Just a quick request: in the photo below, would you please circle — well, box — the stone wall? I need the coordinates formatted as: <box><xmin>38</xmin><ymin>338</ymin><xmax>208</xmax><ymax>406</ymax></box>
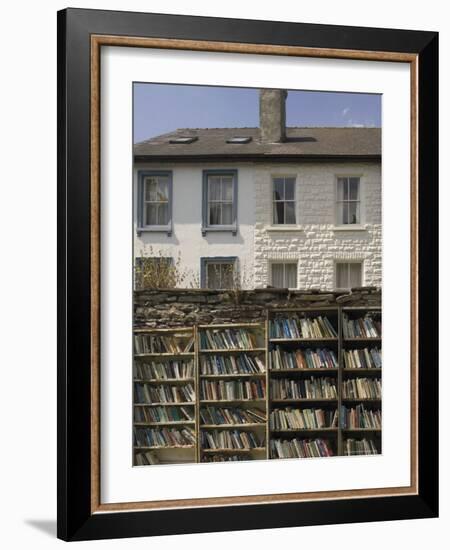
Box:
<box><xmin>253</xmin><ymin>162</ymin><xmax>382</xmax><ymax>289</ymax></box>
<box><xmin>134</xmin><ymin>287</ymin><xmax>381</xmax><ymax>328</ymax></box>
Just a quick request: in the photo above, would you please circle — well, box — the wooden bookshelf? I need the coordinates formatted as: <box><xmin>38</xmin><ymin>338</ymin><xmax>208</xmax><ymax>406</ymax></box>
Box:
<box><xmin>133</xmin><ymin>306</ymin><xmax>382</xmax><ymax>465</ymax></box>
<box><xmin>133</xmin><ymin>326</ymin><xmax>197</xmax><ymax>465</ymax></box>
<box><xmin>197</xmin><ymin>322</ymin><xmax>268</xmax><ymax>462</ymax></box>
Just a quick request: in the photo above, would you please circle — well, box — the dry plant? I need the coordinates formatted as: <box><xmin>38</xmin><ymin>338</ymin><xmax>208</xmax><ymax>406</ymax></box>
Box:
<box><xmin>135</xmin><ymin>245</ymin><xmax>199</xmax><ymax>289</ymax></box>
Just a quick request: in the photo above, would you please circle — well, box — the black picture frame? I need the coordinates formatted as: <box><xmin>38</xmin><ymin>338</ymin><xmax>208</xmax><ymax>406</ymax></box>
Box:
<box><xmin>57</xmin><ymin>7</ymin><xmax>438</xmax><ymax>541</ymax></box>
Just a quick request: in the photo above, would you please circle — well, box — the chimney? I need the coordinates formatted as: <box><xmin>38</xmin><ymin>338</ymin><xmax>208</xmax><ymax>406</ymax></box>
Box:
<box><xmin>259</xmin><ymin>89</ymin><xmax>287</xmax><ymax>143</ymax></box>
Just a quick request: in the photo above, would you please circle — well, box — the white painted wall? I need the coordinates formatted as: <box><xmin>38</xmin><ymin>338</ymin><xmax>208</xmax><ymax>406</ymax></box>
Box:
<box><xmin>134</xmin><ymin>163</ymin><xmax>255</xmax><ymax>287</ymax></box>
<box><xmin>134</xmin><ymin>161</ymin><xmax>381</xmax><ymax>290</ymax></box>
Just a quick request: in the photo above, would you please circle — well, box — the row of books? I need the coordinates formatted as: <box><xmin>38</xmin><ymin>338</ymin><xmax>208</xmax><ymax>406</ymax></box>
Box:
<box><xmin>134</xmin><ymin>405</ymin><xmax>194</xmax><ymax>423</ymax></box>
<box><xmin>134</xmin><ymin>451</ymin><xmax>160</xmax><ymax>466</ymax></box>
<box><xmin>271</xmin><ymin>377</ymin><xmax>338</xmax><ymax>400</ymax></box>
<box><xmin>270</xmin><ymin>438</ymin><xmax>334</xmax><ymax>459</ymax></box>
<box><xmin>342</xmin><ymin>314</ymin><xmax>381</xmax><ymax>339</ymax></box>
<box><xmin>343</xmin><ymin>348</ymin><xmax>382</xmax><ymax>370</ymax></box>
<box><xmin>200</xmin><ymin>379</ymin><xmax>266</xmax><ymax>401</ymax></box>
<box><xmin>134</xmin><ymin>360</ymin><xmax>194</xmax><ymax>381</ymax></box>
<box><xmin>134</xmin><ymin>427</ymin><xmax>196</xmax><ymax>448</ymax></box>
<box><xmin>270</xmin><ymin>315</ymin><xmax>337</xmax><ymax>339</ymax></box>
<box><xmin>201</xmin><ymin>455</ymin><xmax>247</xmax><ymax>462</ymax></box>
<box><xmin>200</xmin><ymin>354</ymin><xmax>265</xmax><ymax>375</ymax></box>
<box><xmin>342</xmin><ymin>378</ymin><xmax>382</xmax><ymax>400</ymax></box>
<box><xmin>200</xmin><ymin>406</ymin><xmax>266</xmax><ymax>425</ymax></box>
<box><xmin>344</xmin><ymin>438</ymin><xmax>379</xmax><ymax>455</ymax></box>
<box><xmin>270</xmin><ymin>408</ymin><xmax>338</xmax><ymax>431</ymax></box>
<box><xmin>199</xmin><ymin>329</ymin><xmax>259</xmax><ymax>350</ymax></box>
<box><xmin>270</xmin><ymin>347</ymin><xmax>338</xmax><ymax>370</ymax></box>
<box><xmin>201</xmin><ymin>430</ymin><xmax>264</xmax><ymax>450</ymax></box>
<box><xmin>134</xmin><ymin>383</ymin><xmax>195</xmax><ymax>404</ymax></box>
<box><xmin>134</xmin><ymin>334</ymin><xmax>194</xmax><ymax>354</ymax></box>
<box><xmin>341</xmin><ymin>405</ymin><xmax>382</xmax><ymax>429</ymax></box>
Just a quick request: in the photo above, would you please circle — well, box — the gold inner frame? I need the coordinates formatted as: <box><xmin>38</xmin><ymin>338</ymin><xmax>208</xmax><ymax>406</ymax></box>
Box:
<box><xmin>90</xmin><ymin>35</ymin><xmax>419</xmax><ymax>514</ymax></box>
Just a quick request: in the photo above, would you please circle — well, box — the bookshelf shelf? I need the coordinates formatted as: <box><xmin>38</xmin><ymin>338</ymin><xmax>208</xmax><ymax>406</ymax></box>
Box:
<box><xmin>134</xmin><ymin>378</ymin><xmax>195</xmax><ymax>384</ymax></box>
<box><xmin>270</xmin><ymin>368</ymin><xmax>338</xmax><ymax>374</ymax></box>
<box><xmin>134</xmin><ymin>402</ymin><xmax>195</xmax><ymax>406</ymax></box>
<box><xmin>199</xmin><ymin>348</ymin><xmax>266</xmax><ymax>354</ymax></box>
<box><xmin>133</xmin><ymin>306</ymin><xmax>381</xmax><ymax>465</ymax></box>
<box><xmin>199</xmin><ymin>373</ymin><xmax>266</xmax><ymax>379</ymax></box>
<box><xmin>201</xmin><ymin>448</ymin><xmax>266</xmax><ymax>453</ymax></box>
<box><xmin>271</xmin><ymin>428</ymin><xmax>338</xmax><ymax>433</ymax></box>
<box><xmin>134</xmin><ymin>421</ymin><xmax>196</xmax><ymax>427</ymax></box>
<box><xmin>201</xmin><ymin>423</ymin><xmax>265</xmax><ymax>429</ymax></box>
<box><xmin>200</xmin><ymin>399</ymin><xmax>266</xmax><ymax>404</ymax></box>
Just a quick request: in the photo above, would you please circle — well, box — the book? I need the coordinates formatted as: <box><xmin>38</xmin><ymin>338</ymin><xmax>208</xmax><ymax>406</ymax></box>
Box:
<box><xmin>200</xmin><ymin>354</ymin><xmax>265</xmax><ymax>375</ymax></box>
<box><xmin>271</xmin><ymin>377</ymin><xmax>337</xmax><ymax>400</ymax></box>
<box><xmin>341</xmin><ymin>404</ymin><xmax>382</xmax><ymax>429</ymax></box>
<box><xmin>200</xmin><ymin>406</ymin><xmax>266</xmax><ymax>425</ymax></box>
<box><xmin>134</xmin><ymin>333</ymin><xmax>194</xmax><ymax>354</ymax></box>
<box><xmin>342</xmin><ymin>314</ymin><xmax>382</xmax><ymax>339</ymax></box>
<box><xmin>200</xmin><ymin>328</ymin><xmax>259</xmax><ymax>350</ymax></box>
<box><xmin>201</xmin><ymin>429</ymin><xmax>264</xmax><ymax>450</ymax></box>
<box><xmin>344</xmin><ymin>438</ymin><xmax>379</xmax><ymax>455</ymax></box>
<box><xmin>134</xmin><ymin>426</ymin><xmax>196</xmax><ymax>448</ymax></box>
<box><xmin>270</xmin><ymin>315</ymin><xmax>337</xmax><ymax>339</ymax></box>
<box><xmin>134</xmin><ymin>359</ymin><xmax>194</xmax><ymax>380</ymax></box>
<box><xmin>270</xmin><ymin>347</ymin><xmax>338</xmax><ymax>370</ymax></box>
<box><xmin>134</xmin><ymin>405</ymin><xmax>194</xmax><ymax>423</ymax></box>
<box><xmin>134</xmin><ymin>382</ymin><xmax>195</xmax><ymax>404</ymax></box>
<box><xmin>200</xmin><ymin>379</ymin><xmax>266</xmax><ymax>401</ymax></box>
<box><xmin>270</xmin><ymin>438</ymin><xmax>334</xmax><ymax>459</ymax></box>
<box><xmin>343</xmin><ymin>348</ymin><xmax>382</xmax><ymax>369</ymax></box>
<box><xmin>270</xmin><ymin>408</ymin><xmax>338</xmax><ymax>430</ymax></box>
<box><xmin>342</xmin><ymin>378</ymin><xmax>381</xmax><ymax>400</ymax></box>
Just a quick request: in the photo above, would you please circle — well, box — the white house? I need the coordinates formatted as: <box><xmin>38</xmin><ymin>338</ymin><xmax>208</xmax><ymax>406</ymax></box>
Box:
<box><xmin>133</xmin><ymin>90</ymin><xmax>381</xmax><ymax>291</ymax></box>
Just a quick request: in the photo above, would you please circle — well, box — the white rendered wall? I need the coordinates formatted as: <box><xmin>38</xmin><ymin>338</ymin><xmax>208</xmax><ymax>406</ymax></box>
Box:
<box><xmin>134</xmin><ymin>161</ymin><xmax>381</xmax><ymax>290</ymax></box>
<box><xmin>134</xmin><ymin>163</ymin><xmax>255</xmax><ymax>287</ymax></box>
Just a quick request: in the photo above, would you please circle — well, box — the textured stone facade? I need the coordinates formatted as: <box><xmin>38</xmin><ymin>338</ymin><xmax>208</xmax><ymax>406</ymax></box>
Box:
<box><xmin>134</xmin><ymin>287</ymin><xmax>381</xmax><ymax>328</ymax></box>
<box><xmin>253</xmin><ymin>162</ymin><xmax>382</xmax><ymax>290</ymax></box>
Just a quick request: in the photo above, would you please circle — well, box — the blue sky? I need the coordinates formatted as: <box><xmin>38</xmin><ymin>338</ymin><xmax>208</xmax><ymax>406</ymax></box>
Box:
<box><xmin>133</xmin><ymin>83</ymin><xmax>381</xmax><ymax>143</ymax></box>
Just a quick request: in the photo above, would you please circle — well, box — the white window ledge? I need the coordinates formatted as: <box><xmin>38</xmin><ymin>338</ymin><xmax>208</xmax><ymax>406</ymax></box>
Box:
<box><xmin>265</xmin><ymin>225</ymin><xmax>304</xmax><ymax>232</ymax></box>
<box><xmin>137</xmin><ymin>226</ymin><xmax>172</xmax><ymax>236</ymax></box>
<box><xmin>332</xmin><ymin>224</ymin><xmax>368</xmax><ymax>232</ymax></box>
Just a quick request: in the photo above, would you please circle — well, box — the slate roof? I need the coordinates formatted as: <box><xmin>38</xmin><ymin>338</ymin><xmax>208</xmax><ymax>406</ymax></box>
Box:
<box><xmin>134</xmin><ymin>127</ymin><xmax>381</xmax><ymax>161</ymax></box>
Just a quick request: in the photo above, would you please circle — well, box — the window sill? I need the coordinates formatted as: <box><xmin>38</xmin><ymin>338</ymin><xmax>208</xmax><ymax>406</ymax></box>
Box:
<box><xmin>265</xmin><ymin>225</ymin><xmax>304</xmax><ymax>233</ymax></box>
<box><xmin>137</xmin><ymin>226</ymin><xmax>172</xmax><ymax>237</ymax></box>
<box><xmin>202</xmin><ymin>226</ymin><xmax>237</xmax><ymax>236</ymax></box>
<box><xmin>332</xmin><ymin>225</ymin><xmax>367</xmax><ymax>232</ymax></box>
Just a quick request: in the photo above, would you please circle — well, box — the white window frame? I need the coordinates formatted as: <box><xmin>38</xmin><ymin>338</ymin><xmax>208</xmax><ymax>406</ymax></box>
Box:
<box><xmin>335</xmin><ymin>175</ymin><xmax>363</xmax><ymax>226</ymax></box>
<box><xmin>270</xmin><ymin>261</ymin><xmax>298</xmax><ymax>289</ymax></box>
<box><xmin>271</xmin><ymin>175</ymin><xmax>297</xmax><ymax>226</ymax></box>
<box><xmin>334</xmin><ymin>260</ymin><xmax>364</xmax><ymax>290</ymax></box>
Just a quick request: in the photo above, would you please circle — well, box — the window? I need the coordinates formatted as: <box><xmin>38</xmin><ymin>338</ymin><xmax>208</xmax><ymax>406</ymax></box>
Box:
<box><xmin>336</xmin><ymin>177</ymin><xmax>360</xmax><ymax>225</ymax></box>
<box><xmin>201</xmin><ymin>257</ymin><xmax>237</xmax><ymax>289</ymax></box>
<box><xmin>138</xmin><ymin>171</ymin><xmax>172</xmax><ymax>235</ymax></box>
<box><xmin>202</xmin><ymin>170</ymin><xmax>238</xmax><ymax>234</ymax></box>
<box><xmin>336</xmin><ymin>262</ymin><xmax>363</xmax><ymax>289</ymax></box>
<box><xmin>169</xmin><ymin>136</ymin><xmax>198</xmax><ymax>144</ymax></box>
<box><xmin>272</xmin><ymin>177</ymin><xmax>296</xmax><ymax>224</ymax></box>
<box><xmin>135</xmin><ymin>257</ymin><xmax>174</xmax><ymax>289</ymax></box>
<box><xmin>271</xmin><ymin>262</ymin><xmax>298</xmax><ymax>289</ymax></box>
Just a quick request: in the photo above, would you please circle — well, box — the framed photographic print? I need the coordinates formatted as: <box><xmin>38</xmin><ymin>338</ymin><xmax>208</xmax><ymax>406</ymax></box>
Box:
<box><xmin>57</xmin><ymin>8</ymin><xmax>438</xmax><ymax>541</ymax></box>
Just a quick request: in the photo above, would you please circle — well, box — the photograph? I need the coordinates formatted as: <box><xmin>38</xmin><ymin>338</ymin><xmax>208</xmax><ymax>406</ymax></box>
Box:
<box><xmin>132</xmin><ymin>84</ymin><xmax>383</xmax><ymax>466</ymax></box>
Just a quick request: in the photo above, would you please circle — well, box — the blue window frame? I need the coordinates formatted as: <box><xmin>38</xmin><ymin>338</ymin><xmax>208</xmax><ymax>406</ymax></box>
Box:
<box><xmin>200</xmin><ymin>257</ymin><xmax>238</xmax><ymax>289</ymax></box>
<box><xmin>202</xmin><ymin>169</ymin><xmax>238</xmax><ymax>235</ymax></box>
<box><xmin>137</xmin><ymin>170</ymin><xmax>173</xmax><ymax>236</ymax></box>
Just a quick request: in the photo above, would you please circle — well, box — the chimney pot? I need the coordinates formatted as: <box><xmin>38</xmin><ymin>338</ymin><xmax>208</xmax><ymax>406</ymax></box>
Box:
<box><xmin>259</xmin><ymin>89</ymin><xmax>287</xmax><ymax>143</ymax></box>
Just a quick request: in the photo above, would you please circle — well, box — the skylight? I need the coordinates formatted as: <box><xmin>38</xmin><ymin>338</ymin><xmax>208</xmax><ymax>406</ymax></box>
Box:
<box><xmin>169</xmin><ymin>136</ymin><xmax>198</xmax><ymax>144</ymax></box>
<box><xmin>226</xmin><ymin>136</ymin><xmax>252</xmax><ymax>144</ymax></box>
